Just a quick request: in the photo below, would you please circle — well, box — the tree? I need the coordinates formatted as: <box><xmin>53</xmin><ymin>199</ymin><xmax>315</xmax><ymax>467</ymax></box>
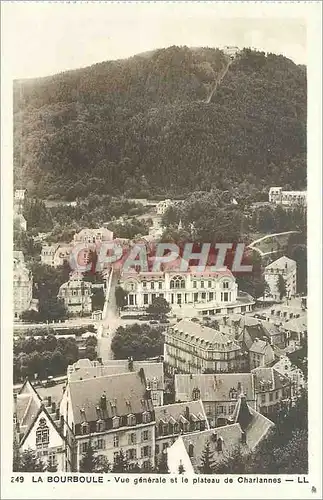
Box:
<box><xmin>20</xmin><ymin>310</ymin><xmax>40</xmax><ymax>323</ymax></box>
<box><xmin>14</xmin><ymin>448</ymin><xmax>46</xmax><ymax>472</ymax></box>
<box><xmin>199</xmin><ymin>441</ymin><xmax>214</xmax><ymax>474</ymax></box>
<box><xmin>111</xmin><ymin>323</ymin><xmax>164</xmax><ymax>360</ymax></box>
<box><xmin>277</xmin><ymin>274</ymin><xmax>286</xmax><ymax>300</ymax></box>
<box><xmin>155</xmin><ymin>451</ymin><xmax>169</xmax><ymax>473</ymax></box>
<box><xmin>147</xmin><ymin>297</ymin><xmax>171</xmax><ymax>317</ymax></box>
<box><xmin>38</xmin><ymin>297</ymin><xmax>67</xmax><ymax>322</ymax></box>
<box><xmin>79</xmin><ymin>442</ymin><xmax>96</xmax><ymax>473</ymax></box>
<box><xmin>112</xmin><ymin>449</ymin><xmax>129</xmax><ymax>473</ymax></box>
<box><xmin>178</xmin><ymin>461</ymin><xmax>185</xmax><ymax>474</ymax></box>
<box><xmin>212</xmin><ymin>446</ymin><xmax>248</xmax><ymax>474</ymax></box>
<box><xmin>93</xmin><ymin>455</ymin><xmax>111</xmax><ymax>473</ymax></box>
<box><xmin>115</xmin><ymin>286</ymin><xmax>128</xmax><ymax>310</ymax></box>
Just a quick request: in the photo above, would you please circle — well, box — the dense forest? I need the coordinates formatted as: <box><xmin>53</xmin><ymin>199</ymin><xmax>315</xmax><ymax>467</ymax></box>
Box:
<box><xmin>14</xmin><ymin>46</ymin><xmax>306</xmax><ymax>199</ymax></box>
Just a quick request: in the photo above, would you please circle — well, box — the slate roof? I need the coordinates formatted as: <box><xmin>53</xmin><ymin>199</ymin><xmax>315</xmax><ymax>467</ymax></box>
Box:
<box><xmin>249</xmin><ymin>339</ymin><xmax>269</xmax><ymax>354</ymax></box>
<box><xmin>251</xmin><ymin>367</ymin><xmax>291</xmax><ymax>392</ymax></box>
<box><xmin>265</xmin><ymin>256</ymin><xmax>296</xmax><ymax>270</ymax></box>
<box><xmin>154</xmin><ymin>401</ymin><xmax>207</xmax><ymax>425</ymax></box>
<box><xmin>68</xmin><ymin>371</ymin><xmax>154</xmax><ymax>424</ymax></box>
<box><xmin>175</xmin><ymin>373</ymin><xmax>255</xmax><ymax>402</ymax></box>
<box><xmin>174</xmin><ymin>320</ymin><xmax>240</xmax><ymax>349</ymax></box>
<box><xmin>282</xmin><ymin>317</ymin><xmax>307</xmax><ymax>333</ymax></box>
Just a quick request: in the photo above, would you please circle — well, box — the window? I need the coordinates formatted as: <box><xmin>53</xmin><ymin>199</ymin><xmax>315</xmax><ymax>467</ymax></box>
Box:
<box><xmin>112</xmin><ymin>416</ymin><xmax>120</xmax><ymax>429</ymax></box>
<box><xmin>208</xmin><ymin>280</ymin><xmax>212</xmax><ymax>288</ymax></box>
<box><xmin>192</xmin><ymin>388</ymin><xmax>200</xmax><ymax>401</ymax></box>
<box><xmin>155</xmin><ymin>444</ymin><xmax>160</xmax><ymax>455</ymax></box>
<box><xmin>36</xmin><ymin>418</ymin><xmax>49</xmax><ymax>446</ymax></box>
<box><xmin>127</xmin><ymin>414</ymin><xmax>136</xmax><ymax>426</ymax></box>
<box><xmin>128</xmin><ymin>433</ymin><xmax>136</xmax><ymax>445</ymax></box>
<box><xmin>96</xmin><ymin>438</ymin><xmax>105</xmax><ymax>450</ymax></box>
<box><xmin>188</xmin><ymin>444</ymin><xmax>194</xmax><ymax>457</ymax></box>
<box><xmin>96</xmin><ymin>420</ymin><xmax>104</xmax><ymax>432</ymax></box>
<box><xmin>275</xmin><ymin>391</ymin><xmax>279</xmax><ymax>400</ymax></box>
<box><xmin>113</xmin><ymin>435</ymin><xmax>119</xmax><ymax>447</ymax></box>
<box><xmin>126</xmin><ymin>449</ymin><xmax>137</xmax><ymax>460</ymax></box>
<box><xmin>144</xmin><ymin>294</ymin><xmax>148</xmax><ymax>305</ymax></box>
<box><xmin>158</xmin><ymin>282</ymin><xmax>163</xmax><ymax>290</ymax></box>
<box><xmin>141</xmin><ymin>446</ymin><xmax>151</xmax><ymax>458</ymax></box>
<box><xmin>48</xmin><ymin>452</ymin><xmax>57</xmax><ymax>468</ymax></box>
<box><xmin>201</xmin><ymin>281</ymin><xmax>204</xmax><ymax>288</ymax></box>
<box><xmin>223</xmin><ymin>281</ymin><xmax>229</xmax><ymax>289</ymax></box>
<box><xmin>142</xmin><ymin>281</ymin><xmax>147</xmax><ymax>289</ymax></box>
<box><xmin>206</xmin><ymin>405</ymin><xmax>212</xmax><ymax>415</ymax></box>
<box><xmin>170</xmin><ymin>276</ymin><xmax>185</xmax><ymax>289</ymax></box>
<box><xmin>209</xmin><ymin>292</ymin><xmax>214</xmax><ymax>301</ymax></box>
<box><xmin>193</xmin><ymin>281</ymin><xmax>197</xmax><ymax>288</ymax></box>
<box><xmin>162</xmin><ymin>442</ymin><xmax>169</xmax><ymax>450</ymax></box>
<box><xmin>141</xmin><ymin>430</ymin><xmax>149</xmax><ymax>442</ymax></box>
<box><xmin>261</xmin><ymin>394</ymin><xmax>266</xmax><ymax>403</ymax></box>
<box><xmin>201</xmin><ymin>292</ymin><xmax>206</xmax><ymax>299</ymax></box>
<box><xmin>223</xmin><ymin>292</ymin><xmax>229</xmax><ymax>301</ymax></box>
<box><xmin>142</xmin><ymin>412</ymin><xmax>151</xmax><ymax>423</ymax></box>
<box><xmin>113</xmin><ymin>452</ymin><xmax>119</xmax><ymax>462</ymax></box>
<box><xmin>269</xmin><ymin>393</ymin><xmax>273</xmax><ymax>402</ymax></box>
<box><xmin>151</xmin><ymin>282</ymin><xmax>155</xmax><ymax>290</ymax></box>
<box><xmin>81</xmin><ymin>442</ymin><xmax>88</xmax><ymax>453</ymax></box>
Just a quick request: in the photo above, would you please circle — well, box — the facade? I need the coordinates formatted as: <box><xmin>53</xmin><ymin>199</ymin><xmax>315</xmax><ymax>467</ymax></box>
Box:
<box><xmin>264</xmin><ymin>256</ymin><xmax>297</xmax><ymax>300</ymax></box>
<box><xmin>269</xmin><ymin>187</ymin><xmax>307</xmax><ymax>206</ymax></box>
<box><xmin>156</xmin><ymin>199</ymin><xmax>173</xmax><ymax>215</ymax></box>
<box><xmin>13</xmin><ymin>251</ymin><xmax>33</xmax><ymax>319</ymax></box>
<box><xmin>58</xmin><ymin>273</ymin><xmax>92</xmax><ymax>316</ymax></box>
<box><xmin>120</xmin><ymin>262</ymin><xmax>253</xmax><ymax>316</ymax></box>
<box><xmin>73</xmin><ymin>227</ymin><xmax>114</xmax><ymax>245</ymax></box>
<box><xmin>273</xmin><ymin>355</ymin><xmax>306</xmax><ymax>397</ymax></box>
<box><xmin>154</xmin><ymin>401</ymin><xmax>209</xmax><ymax>456</ymax></box>
<box><xmin>282</xmin><ymin>316</ymin><xmax>307</xmax><ymax>351</ymax></box>
<box><xmin>167</xmin><ymin>394</ymin><xmax>274</xmax><ymax>474</ymax></box>
<box><xmin>60</xmin><ymin>370</ymin><xmax>156</xmax><ymax>471</ymax></box>
<box><xmin>251</xmin><ymin>367</ymin><xmax>292</xmax><ymax>417</ymax></box>
<box><xmin>14</xmin><ymin>380</ymin><xmax>67</xmax><ymax>472</ymax></box>
<box><xmin>174</xmin><ymin>373</ymin><xmax>256</xmax><ymax>428</ymax></box>
<box><xmin>67</xmin><ymin>358</ymin><xmax>164</xmax><ymax>407</ymax></box>
<box><xmin>248</xmin><ymin>338</ymin><xmax>275</xmax><ymax>370</ymax></box>
<box><xmin>164</xmin><ymin>319</ymin><xmax>243</xmax><ymax>375</ymax></box>
<box><xmin>41</xmin><ymin>244</ymin><xmax>72</xmax><ymax>268</ymax></box>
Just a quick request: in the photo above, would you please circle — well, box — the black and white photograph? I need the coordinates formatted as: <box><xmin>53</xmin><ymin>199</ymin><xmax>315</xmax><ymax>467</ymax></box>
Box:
<box><xmin>1</xmin><ymin>1</ymin><xmax>322</xmax><ymax>499</ymax></box>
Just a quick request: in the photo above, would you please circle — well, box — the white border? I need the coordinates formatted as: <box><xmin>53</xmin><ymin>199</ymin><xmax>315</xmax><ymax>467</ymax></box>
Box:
<box><xmin>1</xmin><ymin>2</ymin><xmax>322</xmax><ymax>499</ymax></box>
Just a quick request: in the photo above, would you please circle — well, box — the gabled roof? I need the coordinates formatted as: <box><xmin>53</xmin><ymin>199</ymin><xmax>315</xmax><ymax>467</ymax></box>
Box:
<box><xmin>175</xmin><ymin>373</ymin><xmax>255</xmax><ymax>402</ymax></box>
<box><xmin>251</xmin><ymin>367</ymin><xmax>291</xmax><ymax>392</ymax></box>
<box><xmin>249</xmin><ymin>339</ymin><xmax>270</xmax><ymax>354</ymax></box>
<box><xmin>19</xmin><ymin>403</ymin><xmax>64</xmax><ymax>447</ymax></box>
<box><xmin>265</xmin><ymin>256</ymin><xmax>296</xmax><ymax>270</ymax></box>
<box><xmin>282</xmin><ymin>316</ymin><xmax>307</xmax><ymax>333</ymax></box>
<box><xmin>68</xmin><ymin>371</ymin><xmax>154</xmax><ymax>425</ymax></box>
<box><xmin>154</xmin><ymin>401</ymin><xmax>208</xmax><ymax>426</ymax></box>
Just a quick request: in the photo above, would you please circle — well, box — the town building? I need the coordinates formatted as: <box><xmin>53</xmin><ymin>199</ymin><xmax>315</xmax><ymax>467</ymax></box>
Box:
<box><xmin>282</xmin><ymin>316</ymin><xmax>307</xmax><ymax>351</ymax></box>
<box><xmin>73</xmin><ymin>227</ymin><xmax>114</xmax><ymax>245</ymax></box>
<box><xmin>248</xmin><ymin>338</ymin><xmax>275</xmax><ymax>370</ymax></box>
<box><xmin>13</xmin><ymin>251</ymin><xmax>33</xmax><ymax>319</ymax></box>
<box><xmin>264</xmin><ymin>256</ymin><xmax>297</xmax><ymax>301</ymax></box>
<box><xmin>174</xmin><ymin>373</ymin><xmax>256</xmax><ymax>428</ymax></box>
<box><xmin>120</xmin><ymin>260</ymin><xmax>254</xmax><ymax>316</ymax></box>
<box><xmin>154</xmin><ymin>401</ymin><xmax>209</xmax><ymax>456</ymax></box>
<box><xmin>272</xmin><ymin>355</ymin><xmax>306</xmax><ymax>397</ymax></box>
<box><xmin>164</xmin><ymin>319</ymin><xmax>244</xmax><ymax>375</ymax></box>
<box><xmin>269</xmin><ymin>187</ymin><xmax>307</xmax><ymax>206</ymax></box>
<box><xmin>167</xmin><ymin>393</ymin><xmax>274</xmax><ymax>474</ymax></box>
<box><xmin>14</xmin><ymin>380</ymin><xmax>67</xmax><ymax>472</ymax></box>
<box><xmin>67</xmin><ymin>358</ymin><xmax>164</xmax><ymax>407</ymax></box>
<box><xmin>59</xmin><ymin>370</ymin><xmax>156</xmax><ymax>471</ymax></box>
<box><xmin>14</xmin><ymin>213</ymin><xmax>27</xmax><ymax>231</ymax></box>
<box><xmin>41</xmin><ymin>244</ymin><xmax>73</xmax><ymax>268</ymax></box>
<box><xmin>58</xmin><ymin>273</ymin><xmax>92</xmax><ymax>316</ymax></box>
<box><xmin>156</xmin><ymin>199</ymin><xmax>173</xmax><ymax>216</ymax></box>
<box><xmin>251</xmin><ymin>367</ymin><xmax>292</xmax><ymax>417</ymax></box>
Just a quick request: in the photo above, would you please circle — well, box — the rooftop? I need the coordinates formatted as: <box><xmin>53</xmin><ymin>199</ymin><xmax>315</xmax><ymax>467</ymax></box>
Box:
<box><xmin>175</xmin><ymin>373</ymin><xmax>255</xmax><ymax>402</ymax></box>
<box><xmin>174</xmin><ymin>320</ymin><xmax>240</xmax><ymax>349</ymax></box>
<box><xmin>155</xmin><ymin>401</ymin><xmax>207</xmax><ymax>425</ymax></box>
<box><xmin>265</xmin><ymin>256</ymin><xmax>296</xmax><ymax>270</ymax></box>
<box><xmin>251</xmin><ymin>367</ymin><xmax>291</xmax><ymax>392</ymax></box>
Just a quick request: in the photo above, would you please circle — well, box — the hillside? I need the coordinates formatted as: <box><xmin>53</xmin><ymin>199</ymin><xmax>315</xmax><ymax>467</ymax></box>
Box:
<box><xmin>13</xmin><ymin>46</ymin><xmax>307</xmax><ymax>200</ymax></box>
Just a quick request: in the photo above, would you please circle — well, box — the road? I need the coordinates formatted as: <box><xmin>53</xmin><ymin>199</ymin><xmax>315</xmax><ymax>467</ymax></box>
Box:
<box><xmin>97</xmin><ymin>270</ymin><xmax>121</xmax><ymax>362</ymax></box>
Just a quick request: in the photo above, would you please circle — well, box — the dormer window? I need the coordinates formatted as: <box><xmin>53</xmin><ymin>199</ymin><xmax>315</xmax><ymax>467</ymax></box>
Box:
<box><xmin>81</xmin><ymin>422</ymin><xmax>89</xmax><ymax>435</ymax></box>
<box><xmin>192</xmin><ymin>388</ymin><xmax>200</xmax><ymax>401</ymax></box>
<box><xmin>96</xmin><ymin>420</ymin><xmax>104</xmax><ymax>432</ymax></box>
<box><xmin>222</xmin><ymin>281</ymin><xmax>229</xmax><ymax>289</ymax></box>
<box><xmin>188</xmin><ymin>443</ymin><xmax>194</xmax><ymax>457</ymax></box>
<box><xmin>216</xmin><ymin>437</ymin><xmax>223</xmax><ymax>452</ymax></box>
<box><xmin>127</xmin><ymin>414</ymin><xmax>136</xmax><ymax>426</ymax></box>
<box><xmin>112</xmin><ymin>416</ymin><xmax>120</xmax><ymax>429</ymax></box>
<box><xmin>142</xmin><ymin>412</ymin><xmax>151</xmax><ymax>424</ymax></box>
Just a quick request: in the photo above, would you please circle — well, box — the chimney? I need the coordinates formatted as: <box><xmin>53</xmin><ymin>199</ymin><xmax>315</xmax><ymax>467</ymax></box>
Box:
<box><xmin>185</xmin><ymin>406</ymin><xmax>190</xmax><ymax>421</ymax></box>
<box><xmin>237</xmin><ymin>382</ymin><xmax>242</xmax><ymax>393</ymax></box>
<box><xmin>55</xmin><ymin>409</ymin><xmax>60</xmax><ymax>420</ymax></box>
<box><xmin>51</xmin><ymin>402</ymin><xmax>56</xmax><ymax>413</ymax></box>
<box><xmin>60</xmin><ymin>415</ymin><xmax>64</xmax><ymax>428</ymax></box>
<box><xmin>97</xmin><ymin>357</ymin><xmax>103</xmax><ymax>365</ymax></box>
<box><xmin>128</xmin><ymin>356</ymin><xmax>134</xmax><ymax>372</ymax></box>
<box><xmin>100</xmin><ymin>394</ymin><xmax>107</xmax><ymax>411</ymax></box>
<box><xmin>190</xmin><ymin>373</ymin><xmax>193</xmax><ymax>380</ymax></box>
<box><xmin>145</xmin><ymin>387</ymin><xmax>151</xmax><ymax>400</ymax></box>
<box><xmin>47</xmin><ymin>396</ymin><xmax>52</xmax><ymax>406</ymax></box>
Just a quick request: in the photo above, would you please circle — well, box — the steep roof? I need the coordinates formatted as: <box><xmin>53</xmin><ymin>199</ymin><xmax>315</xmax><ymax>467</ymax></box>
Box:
<box><xmin>19</xmin><ymin>403</ymin><xmax>64</xmax><ymax>447</ymax></box>
<box><xmin>265</xmin><ymin>256</ymin><xmax>296</xmax><ymax>270</ymax></box>
<box><xmin>175</xmin><ymin>373</ymin><xmax>255</xmax><ymax>402</ymax></box>
<box><xmin>251</xmin><ymin>367</ymin><xmax>290</xmax><ymax>392</ymax></box>
<box><xmin>68</xmin><ymin>371</ymin><xmax>154</xmax><ymax>425</ymax></box>
<box><xmin>249</xmin><ymin>338</ymin><xmax>270</xmax><ymax>354</ymax></box>
<box><xmin>282</xmin><ymin>316</ymin><xmax>307</xmax><ymax>333</ymax></box>
<box><xmin>155</xmin><ymin>401</ymin><xmax>208</xmax><ymax>425</ymax></box>
<box><xmin>174</xmin><ymin>320</ymin><xmax>240</xmax><ymax>349</ymax></box>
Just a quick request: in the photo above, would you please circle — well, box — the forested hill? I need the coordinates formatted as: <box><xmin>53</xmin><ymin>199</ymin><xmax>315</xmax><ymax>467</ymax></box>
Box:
<box><xmin>13</xmin><ymin>46</ymin><xmax>307</xmax><ymax>200</ymax></box>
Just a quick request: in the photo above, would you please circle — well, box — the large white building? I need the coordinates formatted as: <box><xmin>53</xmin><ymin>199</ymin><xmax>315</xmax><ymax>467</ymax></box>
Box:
<box><xmin>264</xmin><ymin>256</ymin><xmax>297</xmax><ymax>301</ymax></box>
<box><xmin>73</xmin><ymin>227</ymin><xmax>114</xmax><ymax>245</ymax></box>
<box><xmin>269</xmin><ymin>187</ymin><xmax>307</xmax><ymax>206</ymax></box>
<box><xmin>119</xmin><ymin>261</ymin><xmax>254</xmax><ymax>317</ymax></box>
<box><xmin>13</xmin><ymin>251</ymin><xmax>33</xmax><ymax>319</ymax></box>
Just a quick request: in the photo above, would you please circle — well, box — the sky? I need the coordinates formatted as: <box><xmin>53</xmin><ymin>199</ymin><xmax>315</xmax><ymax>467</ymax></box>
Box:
<box><xmin>2</xmin><ymin>2</ymin><xmax>308</xmax><ymax>80</ymax></box>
